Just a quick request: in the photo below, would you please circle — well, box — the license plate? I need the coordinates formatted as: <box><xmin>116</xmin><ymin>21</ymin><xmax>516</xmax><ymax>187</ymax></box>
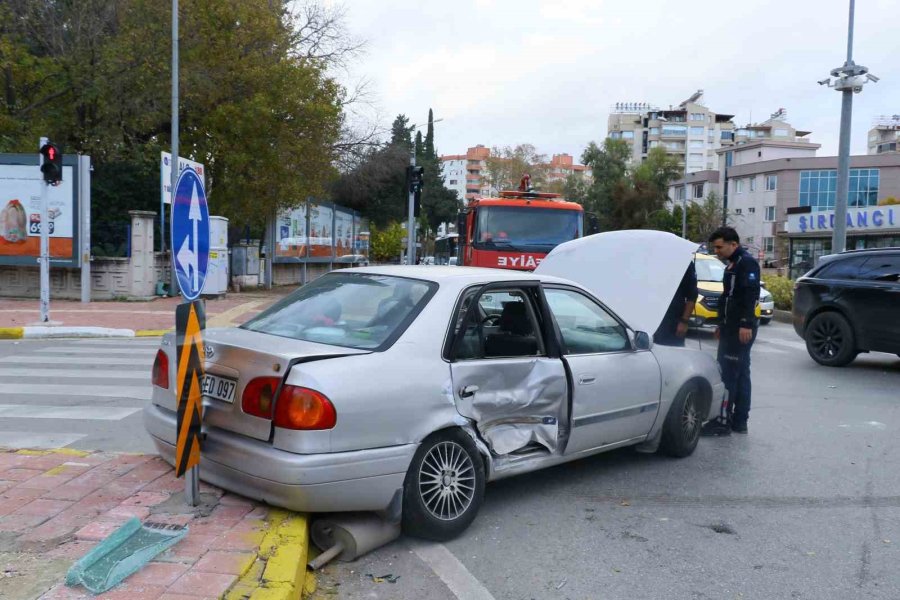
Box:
<box><xmin>202</xmin><ymin>374</ymin><xmax>237</xmax><ymax>403</ymax></box>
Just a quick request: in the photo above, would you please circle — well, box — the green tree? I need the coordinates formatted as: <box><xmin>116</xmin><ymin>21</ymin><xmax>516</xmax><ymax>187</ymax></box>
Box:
<box><xmin>369</xmin><ymin>221</ymin><xmax>403</xmax><ymax>262</ymax></box>
<box><xmin>415</xmin><ymin>108</ymin><xmax>459</xmax><ymax>236</ymax></box>
<box><xmin>579</xmin><ymin>139</ymin><xmax>631</xmax><ymax>230</ymax></box>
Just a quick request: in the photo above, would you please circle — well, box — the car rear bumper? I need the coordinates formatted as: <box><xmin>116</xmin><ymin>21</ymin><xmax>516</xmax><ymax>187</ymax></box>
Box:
<box><xmin>144</xmin><ymin>403</ymin><xmax>414</xmax><ymax>513</ymax></box>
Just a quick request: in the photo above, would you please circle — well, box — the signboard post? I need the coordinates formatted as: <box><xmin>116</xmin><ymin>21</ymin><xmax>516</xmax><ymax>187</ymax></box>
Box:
<box><xmin>171</xmin><ymin>167</ymin><xmax>209</xmax><ymax>506</ymax></box>
<box><xmin>38</xmin><ymin>137</ymin><xmax>50</xmax><ymax>322</ymax></box>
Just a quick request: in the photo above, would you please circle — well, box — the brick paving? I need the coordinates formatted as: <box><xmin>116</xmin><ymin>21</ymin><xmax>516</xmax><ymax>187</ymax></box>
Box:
<box><xmin>0</xmin><ymin>449</ymin><xmax>302</xmax><ymax>600</ymax></box>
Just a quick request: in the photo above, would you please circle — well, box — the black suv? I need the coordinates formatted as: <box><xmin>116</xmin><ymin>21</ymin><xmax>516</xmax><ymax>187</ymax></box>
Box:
<box><xmin>793</xmin><ymin>248</ymin><xmax>900</xmax><ymax>366</ymax></box>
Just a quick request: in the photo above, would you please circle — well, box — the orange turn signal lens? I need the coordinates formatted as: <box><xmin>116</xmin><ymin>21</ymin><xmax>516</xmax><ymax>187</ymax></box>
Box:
<box><xmin>273</xmin><ymin>385</ymin><xmax>336</xmax><ymax>430</ymax></box>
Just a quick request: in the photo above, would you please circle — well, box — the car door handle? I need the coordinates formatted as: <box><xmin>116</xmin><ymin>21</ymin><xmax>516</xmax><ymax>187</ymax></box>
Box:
<box><xmin>578</xmin><ymin>375</ymin><xmax>596</xmax><ymax>385</ymax></box>
<box><xmin>459</xmin><ymin>385</ymin><xmax>479</xmax><ymax>398</ymax></box>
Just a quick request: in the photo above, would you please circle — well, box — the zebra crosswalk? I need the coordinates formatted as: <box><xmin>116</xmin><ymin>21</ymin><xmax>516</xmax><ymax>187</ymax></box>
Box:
<box><xmin>0</xmin><ymin>337</ymin><xmax>161</xmax><ymax>452</ymax></box>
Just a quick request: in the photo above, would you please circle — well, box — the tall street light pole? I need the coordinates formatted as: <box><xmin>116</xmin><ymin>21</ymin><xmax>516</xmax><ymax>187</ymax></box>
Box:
<box><xmin>819</xmin><ymin>0</ymin><xmax>878</xmax><ymax>254</ymax></box>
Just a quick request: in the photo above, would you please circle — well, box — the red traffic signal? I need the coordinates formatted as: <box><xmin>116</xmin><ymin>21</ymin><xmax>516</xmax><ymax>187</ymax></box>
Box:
<box><xmin>39</xmin><ymin>143</ymin><xmax>63</xmax><ymax>184</ymax></box>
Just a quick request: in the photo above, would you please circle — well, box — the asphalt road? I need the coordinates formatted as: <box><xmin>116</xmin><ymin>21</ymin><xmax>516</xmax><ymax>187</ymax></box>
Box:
<box><xmin>314</xmin><ymin>322</ymin><xmax>900</xmax><ymax>600</ymax></box>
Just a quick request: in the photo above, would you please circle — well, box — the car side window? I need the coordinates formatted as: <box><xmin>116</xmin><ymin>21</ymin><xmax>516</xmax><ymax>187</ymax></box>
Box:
<box><xmin>452</xmin><ymin>289</ymin><xmax>545</xmax><ymax>360</ymax></box>
<box><xmin>544</xmin><ymin>288</ymin><xmax>629</xmax><ymax>354</ymax></box>
<box><xmin>858</xmin><ymin>255</ymin><xmax>900</xmax><ymax>282</ymax></box>
<box><xmin>815</xmin><ymin>257</ymin><xmax>866</xmax><ymax>280</ymax></box>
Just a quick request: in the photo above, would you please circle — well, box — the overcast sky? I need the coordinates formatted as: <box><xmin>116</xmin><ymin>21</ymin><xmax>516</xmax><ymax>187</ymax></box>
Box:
<box><xmin>334</xmin><ymin>0</ymin><xmax>899</xmax><ymax>161</ymax></box>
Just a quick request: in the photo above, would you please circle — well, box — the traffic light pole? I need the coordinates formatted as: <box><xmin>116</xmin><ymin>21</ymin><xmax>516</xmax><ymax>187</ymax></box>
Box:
<box><xmin>38</xmin><ymin>137</ymin><xmax>50</xmax><ymax>323</ymax></box>
<box><xmin>406</xmin><ymin>151</ymin><xmax>416</xmax><ymax>266</ymax></box>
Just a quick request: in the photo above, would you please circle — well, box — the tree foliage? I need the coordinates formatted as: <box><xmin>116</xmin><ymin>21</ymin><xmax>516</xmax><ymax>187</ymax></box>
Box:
<box><xmin>484</xmin><ymin>143</ymin><xmax>548</xmax><ymax>193</ymax></box>
<box><xmin>368</xmin><ymin>221</ymin><xmax>403</xmax><ymax>262</ymax></box>
<box><xmin>1</xmin><ymin>0</ymin><xmax>352</xmax><ymax>251</ymax></box>
<box><xmin>580</xmin><ymin>141</ymin><xmax>682</xmax><ymax>232</ymax></box>
<box><xmin>416</xmin><ymin>108</ymin><xmax>459</xmax><ymax>235</ymax></box>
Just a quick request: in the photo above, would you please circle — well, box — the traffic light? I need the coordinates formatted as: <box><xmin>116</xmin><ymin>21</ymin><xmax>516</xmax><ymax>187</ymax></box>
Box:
<box><xmin>40</xmin><ymin>143</ymin><xmax>63</xmax><ymax>184</ymax></box>
<box><xmin>408</xmin><ymin>165</ymin><xmax>424</xmax><ymax>194</ymax></box>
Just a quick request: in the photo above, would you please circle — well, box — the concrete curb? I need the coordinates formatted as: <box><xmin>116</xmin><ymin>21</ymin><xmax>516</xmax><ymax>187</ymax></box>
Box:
<box><xmin>0</xmin><ymin>327</ymin><xmax>171</xmax><ymax>340</ymax></box>
<box><xmin>773</xmin><ymin>309</ymin><xmax>793</xmax><ymax>325</ymax></box>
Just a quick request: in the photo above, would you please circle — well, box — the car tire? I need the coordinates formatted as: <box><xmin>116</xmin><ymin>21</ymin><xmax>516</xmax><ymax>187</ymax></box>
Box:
<box><xmin>659</xmin><ymin>382</ymin><xmax>702</xmax><ymax>458</ymax></box>
<box><xmin>760</xmin><ymin>318</ymin><xmax>772</xmax><ymax>326</ymax></box>
<box><xmin>402</xmin><ymin>429</ymin><xmax>485</xmax><ymax>541</ymax></box>
<box><xmin>804</xmin><ymin>312</ymin><xmax>857</xmax><ymax>367</ymax></box>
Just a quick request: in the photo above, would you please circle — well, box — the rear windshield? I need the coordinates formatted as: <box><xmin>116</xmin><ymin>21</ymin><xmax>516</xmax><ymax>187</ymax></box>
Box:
<box><xmin>241</xmin><ymin>273</ymin><xmax>436</xmax><ymax>350</ymax></box>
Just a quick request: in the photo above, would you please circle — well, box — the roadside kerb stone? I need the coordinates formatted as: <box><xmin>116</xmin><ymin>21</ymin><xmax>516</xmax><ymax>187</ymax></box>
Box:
<box><xmin>0</xmin><ymin>448</ymin><xmax>312</xmax><ymax>599</ymax></box>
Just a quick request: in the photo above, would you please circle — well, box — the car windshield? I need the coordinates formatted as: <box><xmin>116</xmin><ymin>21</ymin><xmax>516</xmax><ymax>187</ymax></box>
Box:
<box><xmin>695</xmin><ymin>258</ymin><xmax>726</xmax><ymax>282</ymax></box>
<box><xmin>474</xmin><ymin>206</ymin><xmax>583</xmax><ymax>252</ymax></box>
<box><xmin>241</xmin><ymin>273</ymin><xmax>436</xmax><ymax>349</ymax></box>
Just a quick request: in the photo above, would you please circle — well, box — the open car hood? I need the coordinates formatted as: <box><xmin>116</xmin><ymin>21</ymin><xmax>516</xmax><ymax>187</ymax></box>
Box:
<box><xmin>535</xmin><ymin>230</ymin><xmax>699</xmax><ymax>334</ymax></box>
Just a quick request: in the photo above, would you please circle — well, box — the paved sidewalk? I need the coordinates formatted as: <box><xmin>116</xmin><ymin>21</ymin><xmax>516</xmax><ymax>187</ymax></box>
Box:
<box><xmin>0</xmin><ymin>449</ymin><xmax>313</xmax><ymax>600</ymax></box>
<box><xmin>0</xmin><ymin>288</ymin><xmax>292</xmax><ymax>338</ymax></box>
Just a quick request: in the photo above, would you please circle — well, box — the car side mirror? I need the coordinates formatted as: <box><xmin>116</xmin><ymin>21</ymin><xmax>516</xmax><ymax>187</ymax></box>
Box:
<box><xmin>634</xmin><ymin>331</ymin><xmax>652</xmax><ymax>351</ymax></box>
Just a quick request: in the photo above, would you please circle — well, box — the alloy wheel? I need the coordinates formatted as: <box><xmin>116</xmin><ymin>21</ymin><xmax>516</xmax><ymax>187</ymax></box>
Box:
<box><xmin>418</xmin><ymin>441</ymin><xmax>476</xmax><ymax>521</ymax></box>
<box><xmin>681</xmin><ymin>391</ymin><xmax>700</xmax><ymax>444</ymax></box>
<box><xmin>810</xmin><ymin>317</ymin><xmax>844</xmax><ymax>359</ymax></box>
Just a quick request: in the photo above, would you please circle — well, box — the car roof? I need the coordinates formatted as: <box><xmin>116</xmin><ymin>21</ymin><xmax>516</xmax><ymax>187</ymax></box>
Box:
<box><xmin>336</xmin><ymin>265</ymin><xmax>577</xmax><ymax>287</ymax></box>
<box><xmin>819</xmin><ymin>247</ymin><xmax>900</xmax><ymax>264</ymax></box>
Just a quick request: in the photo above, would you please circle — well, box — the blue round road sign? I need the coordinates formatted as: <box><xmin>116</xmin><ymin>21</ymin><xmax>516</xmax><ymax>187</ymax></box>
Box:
<box><xmin>170</xmin><ymin>167</ymin><xmax>210</xmax><ymax>301</ymax></box>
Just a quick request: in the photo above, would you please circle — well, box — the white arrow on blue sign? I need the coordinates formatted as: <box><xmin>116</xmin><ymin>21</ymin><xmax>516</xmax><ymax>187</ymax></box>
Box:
<box><xmin>170</xmin><ymin>167</ymin><xmax>210</xmax><ymax>301</ymax></box>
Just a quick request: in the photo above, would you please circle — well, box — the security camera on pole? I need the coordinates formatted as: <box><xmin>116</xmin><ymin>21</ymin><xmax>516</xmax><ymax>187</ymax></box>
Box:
<box><xmin>817</xmin><ymin>0</ymin><xmax>879</xmax><ymax>253</ymax></box>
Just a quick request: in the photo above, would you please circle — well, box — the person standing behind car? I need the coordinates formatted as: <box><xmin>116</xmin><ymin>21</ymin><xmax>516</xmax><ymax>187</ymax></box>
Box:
<box><xmin>702</xmin><ymin>227</ymin><xmax>760</xmax><ymax>436</ymax></box>
<box><xmin>654</xmin><ymin>261</ymin><xmax>699</xmax><ymax>347</ymax></box>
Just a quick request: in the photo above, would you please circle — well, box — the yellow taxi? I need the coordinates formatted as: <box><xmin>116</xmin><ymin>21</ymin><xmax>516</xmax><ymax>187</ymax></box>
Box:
<box><xmin>691</xmin><ymin>253</ymin><xmax>762</xmax><ymax>328</ymax></box>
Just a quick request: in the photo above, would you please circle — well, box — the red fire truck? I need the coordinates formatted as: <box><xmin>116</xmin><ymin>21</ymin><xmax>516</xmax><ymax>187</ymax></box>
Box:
<box><xmin>455</xmin><ymin>180</ymin><xmax>596</xmax><ymax>271</ymax></box>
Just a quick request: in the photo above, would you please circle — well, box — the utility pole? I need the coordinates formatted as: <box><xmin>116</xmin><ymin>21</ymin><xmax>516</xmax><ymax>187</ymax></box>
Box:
<box><xmin>170</xmin><ymin>0</ymin><xmax>181</xmax><ymax>300</ymax></box>
<box><xmin>819</xmin><ymin>0</ymin><xmax>879</xmax><ymax>253</ymax></box>
<box><xmin>38</xmin><ymin>137</ymin><xmax>50</xmax><ymax>323</ymax></box>
<box><xmin>406</xmin><ymin>150</ymin><xmax>416</xmax><ymax>266</ymax></box>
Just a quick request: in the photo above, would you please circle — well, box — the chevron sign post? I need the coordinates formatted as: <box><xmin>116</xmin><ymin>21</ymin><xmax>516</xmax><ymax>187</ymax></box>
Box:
<box><xmin>170</xmin><ymin>166</ymin><xmax>209</xmax><ymax>505</ymax></box>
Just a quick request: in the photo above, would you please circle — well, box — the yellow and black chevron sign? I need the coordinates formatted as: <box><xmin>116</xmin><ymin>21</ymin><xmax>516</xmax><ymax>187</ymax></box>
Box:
<box><xmin>175</xmin><ymin>300</ymin><xmax>205</xmax><ymax>478</ymax></box>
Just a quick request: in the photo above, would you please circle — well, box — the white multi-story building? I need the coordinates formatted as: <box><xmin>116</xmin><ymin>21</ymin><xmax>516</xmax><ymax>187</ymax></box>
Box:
<box><xmin>607</xmin><ymin>90</ymin><xmax>737</xmax><ymax>173</ymax></box>
<box><xmin>868</xmin><ymin>115</ymin><xmax>900</xmax><ymax>155</ymax></box>
<box><xmin>440</xmin><ymin>145</ymin><xmax>492</xmax><ymax>201</ymax></box>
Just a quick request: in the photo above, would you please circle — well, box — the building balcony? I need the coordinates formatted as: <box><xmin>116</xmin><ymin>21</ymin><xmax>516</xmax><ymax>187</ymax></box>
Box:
<box><xmin>659</xmin><ymin>131</ymin><xmax>687</xmax><ymax>140</ymax></box>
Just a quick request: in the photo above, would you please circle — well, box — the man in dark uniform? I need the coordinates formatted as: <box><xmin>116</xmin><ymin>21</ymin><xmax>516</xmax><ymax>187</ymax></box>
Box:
<box><xmin>702</xmin><ymin>227</ymin><xmax>760</xmax><ymax>436</ymax></box>
<box><xmin>654</xmin><ymin>261</ymin><xmax>698</xmax><ymax>347</ymax></box>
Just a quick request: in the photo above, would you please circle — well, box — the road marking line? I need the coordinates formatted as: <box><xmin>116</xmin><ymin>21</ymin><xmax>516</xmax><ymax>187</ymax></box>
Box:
<box><xmin>408</xmin><ymin>540</ymin><xmax>496</xmax><ymax>600</ymax></box>
<box><xmin>0</xmin><ymin>404</ymin><xmax>142</xmax><ymax>420</ymax></box>
<box><xmin>31</xmin><ymin>347</ymin><xmax>156</xmax><ymax>356</ymax></box>
<box><xmin>0</xmin><ymin>356</ymin><xmax>151</xmax><ymax>366</ymax></box>
<box><xmin>765</xmin><ymin>338</ymin><xmax>807</xmax><ymax>350</ymax></box>
<box><xmin>0</xmin><ymin>432</ymin><xmax>86</xmax><ymax>449</ymax></box>
<box><xmin>207</xmin><ymin>299</ymin><xmax>267</xmax><ymax>328</ymax></box>
<box><xmin>0</xmin><ymin>368</ymin><xmax>148</xmax><ymax>379</ymax></box>
<box><xmin>0</xmin><ymin>384</ymin><xmax>151</xmax><ymax>400</ymax></box>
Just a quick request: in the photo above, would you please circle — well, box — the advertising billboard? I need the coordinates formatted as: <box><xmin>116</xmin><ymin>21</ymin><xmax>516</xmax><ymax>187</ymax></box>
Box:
<box><xmin>275</xmin><ymin>202</ymin><xmax>308</xmax><ymax>259</ymax></box>
<box><xmin>308</xmin><ymin>201</ymin><xmax>333</xmax><ymax>259</ymax></box>
<box><xmin>1</xmin><ymin>161</ymin><xmax>78</xmax><ymax>266</ymax></box>
<box><xmin>334</xmin><ymin>209</ymin><xmax>354</xmax><ymax>259</ymax></box>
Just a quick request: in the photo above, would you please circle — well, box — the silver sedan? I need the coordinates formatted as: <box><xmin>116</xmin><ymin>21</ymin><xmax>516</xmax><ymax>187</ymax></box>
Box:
<box><xmin>146</xmin><ymin>262</ymin><xmax>725</xmax><ymax>540</ymax></box>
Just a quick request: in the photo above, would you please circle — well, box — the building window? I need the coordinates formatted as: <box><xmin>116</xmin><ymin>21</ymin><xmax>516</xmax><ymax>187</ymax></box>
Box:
<box><xmin>449</xmin><ymin>180</ymin><xmax>458</xmax><ymax>185</ymax></box>
<box><xmin>765</xmin><ymin>174</ymin><xmax>777</xmax><ymax>191</ymax></box>
<box><xmin>621</xmin><ymin>131</ymin><xmax>634</xmax><ymax>139</ymax></box>
<box><xmin>649</xmin><ymin>140</ymin><xmax>659</xmax><ymax>149</ymax></box>
<box><xmin>690</xmin><ymin>113</ymin><xmax>705</xmax><ymax>121</ymax></box>
<box><xmin>689</xmin><ymin>153</ymin><xmax>704</xmax><ymax>162</ymax></box>
<box><xmin>650</xmin><ymin>127</ymin><xmax>659</xmax><ymax>135</ymax></box>
<box><xmin>774</xmin><ymin>128</ymin><xmax>789</xmax><ymax>137</ymax></box>
<box><xmin>749</xmin><ymin>176</ymin><xmax>757</xmax><ymax>192</ymax></box>
<box><xmin>764</xmin><ymin>237</ymin><xmax>775</xmax><ymax>254</ymax></box>
<box><xmin>690</xmin><ymin>126</ymin><xmax>704</xmax><ymax>136</ymax></box>
<box><xmin>765</xmin><ymin>206</ymin><xmax>776</xmax><ymax>221</ymax></box>
<box><xmin>735</xmin><ymin>178</ymin><xmax>744</xmax><ymax>194</ymax></box>
<box><xmin>662</xmin><ymin>125</ymin><xmax>687</xmax><ymax>136</ymax></box>
<box><xmin>799</xmin><ymin>169</ymin><xmax>880</xmax><ymax>210</ymax></box>
<box><xmin>610</xmin><ymin>131</ymin><xmax>622</xmax><ymax>139</ymax></box>
<box><xmin>693</xmin><ymin>184</ymin><xmax>704</xmax><ymax>199</ymax></box>
<box><xmin>748</xmin><ymin>207</ymin><xmax>756</xmax><ymax>214</ymax></box>
<box><xmin>721</xmin><ymin>131</ymin><xmax>734</xmax><ymax>141</ymax></box>
<box><xmin>676</xmin><ymin>186</ymin><xmax>686</xmax><ymax>201</ymax></box>
<box><xmin>690</xmin><ymin>140</ymin><xmax>704</xmax><ymax>149</ymax></box>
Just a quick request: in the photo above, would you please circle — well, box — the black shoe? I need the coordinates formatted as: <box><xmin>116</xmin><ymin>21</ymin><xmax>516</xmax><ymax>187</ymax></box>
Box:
<box><xmin>731</xmin><ymin>422</ymin><xmax>748</xmax><ymax>434</ymax></box>
<box><xmin>701</xmin><ymin>420</ymin><xmax>732</xmax><ymax>437</ymax></box>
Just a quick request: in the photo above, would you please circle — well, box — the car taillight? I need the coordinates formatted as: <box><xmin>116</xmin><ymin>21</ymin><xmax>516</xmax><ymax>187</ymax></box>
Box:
<box><xmin>151</xmin><ymin>350</ymin><xmax>169</xmax><ymax>389</ymax></box>
<box><xmin>274</xmin><ymin>385</ymin><xmax>336</xmax><ymax>430</ymax></box>
<box><xmin>242</xmin><ymin>377</ymin><xmax>281</xmax><ymax>419</ymax></box>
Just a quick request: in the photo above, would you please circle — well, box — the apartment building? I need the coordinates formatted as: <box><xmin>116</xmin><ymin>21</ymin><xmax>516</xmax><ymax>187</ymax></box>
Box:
<box><xmin>440</xmin><ymin>145</ymin><xmax>492</xmax><ymax>201</ymax></box>
<box><xmin>868</xmin><ymin>115</ymin><xmax>900</xmax><ymax>155</ymax></box>
<box><xmin>607</xmin><ymin>90</ymin><xmax>736</xmax><ymax>173</ymax></box>
<box><xmin>547</xmin><ymin>153</ymin><xmax>593</xmax><ymax>183</ymax></box>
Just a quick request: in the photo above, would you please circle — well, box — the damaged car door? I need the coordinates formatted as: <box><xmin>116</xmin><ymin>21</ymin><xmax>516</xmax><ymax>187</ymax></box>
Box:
<box><xmin>446</xmin><ymin>284</ymin><xmax>568</xmax><ymax>457</ymax></box>
<box><xmin>542</xmin><ymin>286</ymin><xmax>662</xmax><ymax>455</ymax></box>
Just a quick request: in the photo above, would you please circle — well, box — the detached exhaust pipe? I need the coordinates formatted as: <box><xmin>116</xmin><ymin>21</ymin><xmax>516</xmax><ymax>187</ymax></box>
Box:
<box><xmin>308</xmin><ymin>512</ymin><xmax>401</xmax><ymax>570</ymax></box>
